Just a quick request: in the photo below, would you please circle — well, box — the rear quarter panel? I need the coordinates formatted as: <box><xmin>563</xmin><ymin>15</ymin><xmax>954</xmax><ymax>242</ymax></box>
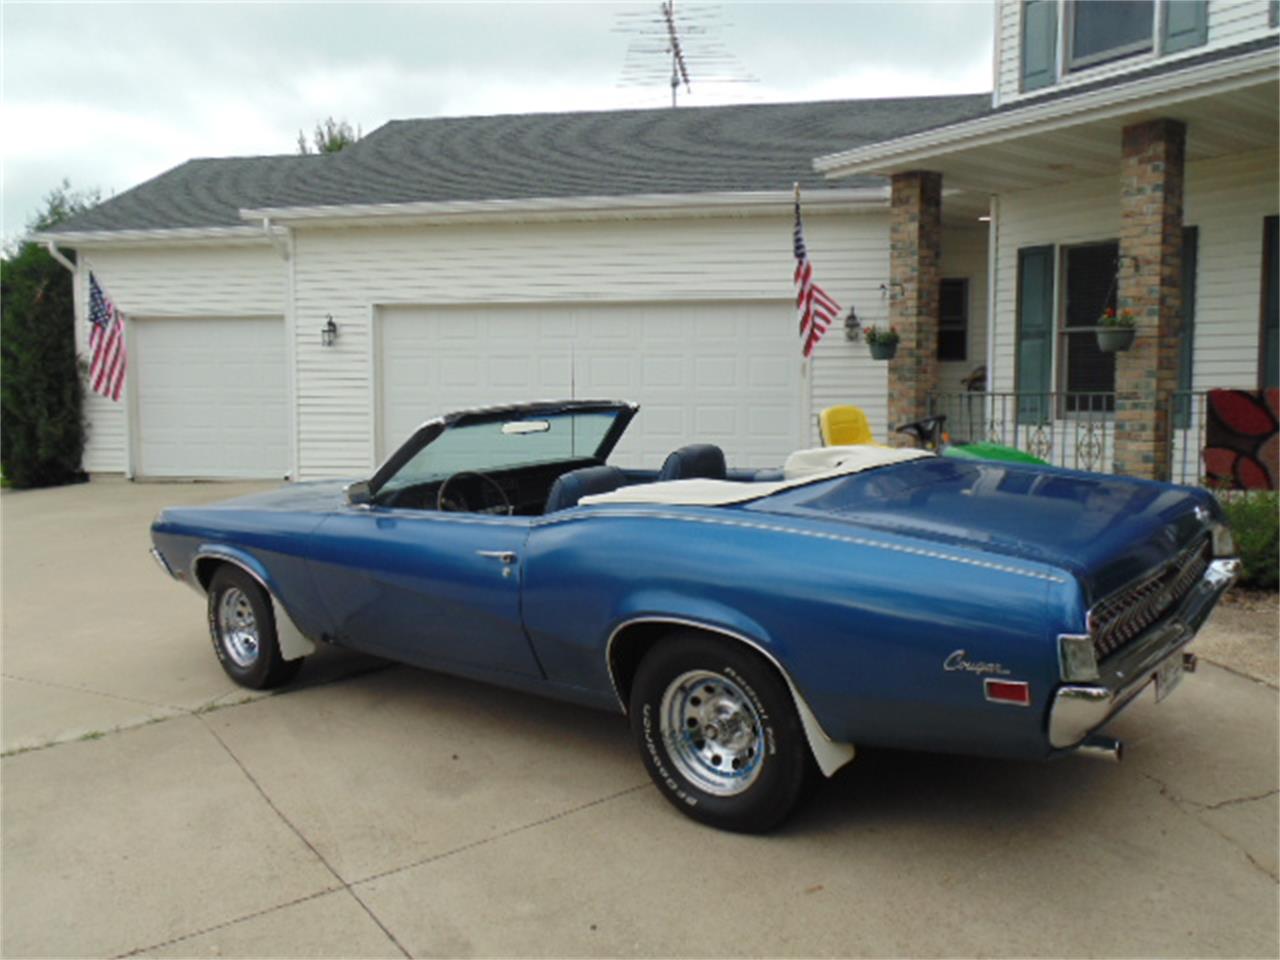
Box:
<box><xmin>522</xmin><ymin>505</ymin><xmax>1068</xmax><ymax>759</ymax></box>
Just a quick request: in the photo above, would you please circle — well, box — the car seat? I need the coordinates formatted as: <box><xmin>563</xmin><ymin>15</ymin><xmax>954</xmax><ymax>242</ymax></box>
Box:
<box><xmin>544</xmin><ymin>465</ymin><xmax>627</xmax><ymax>512</ymax></box>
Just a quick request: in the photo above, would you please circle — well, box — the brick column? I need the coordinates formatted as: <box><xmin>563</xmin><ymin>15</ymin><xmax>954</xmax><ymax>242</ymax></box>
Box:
<box><xmin>1114</xmin><ymin>118</ymin><xmax>1186</xmax><ymax>480</ymax></box>
<box><xmin>888</xmin><ymin>171</ymin><xmax>942</xmax><ymax>443</ymax></box>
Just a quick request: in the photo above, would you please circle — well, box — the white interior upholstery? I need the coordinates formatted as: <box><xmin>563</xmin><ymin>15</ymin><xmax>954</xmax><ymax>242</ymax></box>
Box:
<box><xmin>579</xmin><ymin>446</ymin><xmax>931</xmax><ymax>507</ymax></box>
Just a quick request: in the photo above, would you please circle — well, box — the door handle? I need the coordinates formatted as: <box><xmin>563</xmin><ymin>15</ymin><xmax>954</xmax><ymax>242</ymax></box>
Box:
<box><xmin>476</xmin><ymin>550</ymin><xmax>518</xmax><ymax>565</ymax></box>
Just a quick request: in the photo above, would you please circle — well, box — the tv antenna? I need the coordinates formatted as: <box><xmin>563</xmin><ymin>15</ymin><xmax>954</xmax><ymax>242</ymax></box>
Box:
<box><xmin>614</xmin><ymin>2</ymin><xmax>757</xmax><ymax>107</ymax></box>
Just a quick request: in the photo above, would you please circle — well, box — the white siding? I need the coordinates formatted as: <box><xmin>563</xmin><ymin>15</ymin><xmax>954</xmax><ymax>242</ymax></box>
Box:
<box><xmin>995</xmin><ymin>0</ymin><xmax>1022</xmax><ymax>105</ymax></box>
<box><xmin>990</xmin><ymin>146</ymin><xmax>1278</xmax><ymax>393</ymax></box>
<box><xmin>996</xmin><ymin>0</ymin><xmax>1279</xmax><ymax>105</ymax></box>
<box><xmin>291</xmin><ymin>212</ymin><xmax>893</xmax><ymax>479</ymax></box>
<box><xmin>73</xmin><ymin>242</ymin><xmax>286</xmax><ymax>474</ymax></box>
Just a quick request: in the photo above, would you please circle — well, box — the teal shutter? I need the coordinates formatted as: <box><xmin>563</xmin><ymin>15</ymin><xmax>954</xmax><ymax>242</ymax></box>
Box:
<box><xmin>1264</xmin><ymin>216</ymin><xmax>1278</xmax><ymax>390</ymax></box>
<box><xmin>1016</xmin><ymin>246</ymin><xmax>1055</xmax><ymax>424</ymax></box>
<box><xmin>1174</xmin><ymin>226</ymin><xmax>1198</xmax><ymax>429</ymax></box>
<box><xmin>1021</xmin><ymin>0</ymin><xmax>1058</xmax><ymax>92</ymax></box>
<box><xmin>1163</xmin><ymin>0</ymin><xmax>1208</xmax><ymax>53</ymax></box>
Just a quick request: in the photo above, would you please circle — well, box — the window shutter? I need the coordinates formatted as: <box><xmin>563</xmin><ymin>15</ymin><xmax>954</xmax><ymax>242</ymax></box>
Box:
<box><xmin>1021</xmin><ymin>0</ymin><xmax>1058</xmax><ymax>91</ymax></box>
<box><xmin>1163</xmin><ymin>0</ymin><xmax>1207</xmax><ymax>54</ymax></box>
<box><xmin>1174</xmin><ymin>226</ymin><xmax>1198</xmax><ymax>430</ymax></box>
<box><xmin>1016</xmin><ymin>245</ymin><xmax>1055</xmax><ymax>424</ymax></box>
<box><xmin>1264</xmin><ymin>216</ymin><xmax>1279</xmax><ymax>390</ymax></box>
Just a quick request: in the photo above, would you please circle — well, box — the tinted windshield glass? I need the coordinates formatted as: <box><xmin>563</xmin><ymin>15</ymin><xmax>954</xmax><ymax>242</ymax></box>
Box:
<box><xmin>380</xmin><ymin>410</ymin><xmax>619</xmax><ymax>493</ymax></box>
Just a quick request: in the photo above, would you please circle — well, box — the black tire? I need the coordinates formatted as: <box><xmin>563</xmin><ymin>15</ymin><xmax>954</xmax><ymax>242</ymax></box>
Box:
<box><xmin>206</xmin><ymin>566</ymin><xmax>303</xmax><ymax>690</ymax></box>
<box><xmin>629</xmin><ymin>632</ymin><xmax>813</xmax><ymax>833</ymax></box>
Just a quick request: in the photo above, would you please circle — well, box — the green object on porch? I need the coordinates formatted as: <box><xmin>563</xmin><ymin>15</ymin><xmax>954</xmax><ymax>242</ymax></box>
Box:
<box><xmin>868</xmin><ymin>341</ymin><xmax>897</xmax><ymax>361</ymax></box>
<box><xmin>943</xmin><ymin>443</ymin><xmax>1047</xmax><ymax>465</ymax></box>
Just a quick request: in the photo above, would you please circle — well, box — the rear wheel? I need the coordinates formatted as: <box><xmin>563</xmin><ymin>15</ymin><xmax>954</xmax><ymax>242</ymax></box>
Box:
<box><xmin>629</xmin><ymin>632</ymin><xmax>812</xmax><ymax>832</ymax></box>
<box><xmin>207</xmin><ymin>566</ymin><xmax>302</xmax><ymax>689</ymax></box>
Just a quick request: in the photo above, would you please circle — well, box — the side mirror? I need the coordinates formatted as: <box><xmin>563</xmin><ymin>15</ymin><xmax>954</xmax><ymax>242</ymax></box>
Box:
<box><xmin>345</xmin><ymin>480</ymin><xmax>372</xmax><ymax>506</ymax></box>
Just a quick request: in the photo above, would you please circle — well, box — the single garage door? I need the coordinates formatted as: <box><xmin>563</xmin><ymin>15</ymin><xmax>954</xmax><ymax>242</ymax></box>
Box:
<box><xmin>377</xmin><ymin>302</ymin><xmax>803</xmax><ymax>469</ymax></box>
<box><xmin>133</xmin><ymin>316</ymin><xmax>289</xmax><ymax>478</ymax></box>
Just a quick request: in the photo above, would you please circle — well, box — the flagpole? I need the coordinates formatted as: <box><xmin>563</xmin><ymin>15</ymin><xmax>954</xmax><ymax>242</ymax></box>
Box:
<box><xmin>794</xmin><ymin>181</ymin><xmax>812</xmax><ymax>443</ymax></box>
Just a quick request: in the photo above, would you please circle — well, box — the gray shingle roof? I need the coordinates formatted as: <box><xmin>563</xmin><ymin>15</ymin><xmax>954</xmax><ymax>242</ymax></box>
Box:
<box><xmin>48</xmin><ymin>94</ymin><xmax>990</xmax><ymax>235</ymax></box>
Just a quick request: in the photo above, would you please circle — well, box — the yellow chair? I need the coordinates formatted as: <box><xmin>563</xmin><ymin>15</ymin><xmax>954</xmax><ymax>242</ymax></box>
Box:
<box><xmin>818</xmin><ymin>405</ymin><xmax>876</xmax><ymax>446</ymax></box>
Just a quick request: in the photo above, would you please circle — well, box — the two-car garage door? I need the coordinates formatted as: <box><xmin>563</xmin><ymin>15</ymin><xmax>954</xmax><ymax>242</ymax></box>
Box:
<box><xmin>377</xmin><ymin>302</ymin><xmax>804</xmax><ymax>469</ymax></box>
<box><xmin>132</xmin><ymin>316</ymin><xmax>289</xmax><ymax>479</ymax></box>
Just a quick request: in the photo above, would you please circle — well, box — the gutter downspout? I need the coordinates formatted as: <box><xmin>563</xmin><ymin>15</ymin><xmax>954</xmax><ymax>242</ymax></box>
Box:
<box><xmin>262</xmin><ymin>217</ymin><xmax>289</xmax><ymax>261</ymax></box>
<box><xmin>45</xmin><ymin>241</ymin><xmax>76</xmax><ymax>273</ymax></box>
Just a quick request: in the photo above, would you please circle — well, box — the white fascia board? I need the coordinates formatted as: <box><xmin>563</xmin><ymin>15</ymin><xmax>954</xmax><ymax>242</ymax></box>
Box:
<box><xmin>237</xmin><ymin>188</ymin><xmax>889</xmax><ymax>227</ymax></box>
<box><xmin>815</xmin><ymin>47</ymin><xmax>1279</xmax><ymax>177</ymax></box>
<box><xmin>30</xmin><ymin>225</ymin><xmax>279</xmax><ymax>248</ymax></box>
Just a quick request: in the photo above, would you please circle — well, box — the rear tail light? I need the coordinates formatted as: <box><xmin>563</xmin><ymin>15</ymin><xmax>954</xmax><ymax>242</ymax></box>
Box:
<box><xmin>984</xmin><ymin>678</ymin><xmax>1030</xmax><ymax>706</ymax></box>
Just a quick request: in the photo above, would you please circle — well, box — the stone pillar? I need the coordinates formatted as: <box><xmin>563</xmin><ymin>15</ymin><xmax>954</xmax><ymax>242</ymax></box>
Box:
<box><xmin>888</xmin><ymin>171</ymin><xmax>942</xmax><ymax>443</ymax></box>
<box><xmin>1114</xmin><ymin>118</ymin><xmax>1186</xmax><ymax>480</ymax></box>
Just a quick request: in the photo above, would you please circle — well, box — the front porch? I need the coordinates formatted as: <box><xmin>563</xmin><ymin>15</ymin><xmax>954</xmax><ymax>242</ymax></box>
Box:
<box><xmin>818</xmin><ymin>39</ymin><xmax>1278</xmax><ymax>488</ymax></box>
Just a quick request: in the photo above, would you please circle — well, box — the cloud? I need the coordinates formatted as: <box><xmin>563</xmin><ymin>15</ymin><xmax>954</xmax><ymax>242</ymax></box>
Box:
<box><xmin>1</xmin><ymin>1</ymin><xmax>993</xmax><ymax>239</ymax></box>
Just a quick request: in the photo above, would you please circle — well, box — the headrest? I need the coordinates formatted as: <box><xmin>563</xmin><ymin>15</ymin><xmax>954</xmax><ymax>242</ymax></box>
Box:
<box><xmin>658</xmin><ymin>444</ymin><xmax>727</xmax><ymax>481</ymax></box>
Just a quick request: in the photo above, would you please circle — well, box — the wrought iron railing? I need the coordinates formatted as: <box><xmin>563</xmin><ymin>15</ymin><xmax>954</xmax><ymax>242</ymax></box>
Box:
<box><xmin>929</xmin><ymin>391</ymin><xmax>1117</xmax><ymax>474</ymax></box>
<box><xmin>928</xmin><ymin>390</ymin><xmax>1211</xmax><ymax>486</ymax></box>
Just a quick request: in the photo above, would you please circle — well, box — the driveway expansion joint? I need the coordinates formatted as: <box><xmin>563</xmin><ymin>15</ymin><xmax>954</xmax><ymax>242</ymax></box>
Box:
<box><xmin>351</xmin><ymin>781</ymin><xmax>652</xmax><ymax>889</ymax></box>
<box><xmin>196</xmin><ymin>714</ymin><xmax>414</xmax><ymax>959</ymax></box>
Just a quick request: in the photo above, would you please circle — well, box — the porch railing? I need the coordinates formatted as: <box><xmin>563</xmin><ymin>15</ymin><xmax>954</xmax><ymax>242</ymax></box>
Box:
<box><xmin>927</xmin><ymin>391</ymin><xmax>1209</xmax><ymax>486</ymax></box>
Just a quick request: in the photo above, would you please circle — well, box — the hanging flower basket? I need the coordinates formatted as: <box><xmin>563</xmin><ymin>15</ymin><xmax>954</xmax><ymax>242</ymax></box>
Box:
<box><xmin>1096</xmin><ymin>307</ymin><xmax>1136</xmax><ymax>353</ymax></box>
<box><xmin>864</xmin><ymin>325</ymin><xmax>899</xmax><ymax>361</ymax></box>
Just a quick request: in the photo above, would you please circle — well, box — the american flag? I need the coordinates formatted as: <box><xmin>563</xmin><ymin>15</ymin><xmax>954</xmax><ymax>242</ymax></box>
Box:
<box><xmin>88</xmin><ymin>273</ymin><xmax>127</xmax><ymax>401</ymax></box>
<box><xmin>793</xmin><ymin>200</ymin><xmax>841</xmax><ymax>358</ymax></box>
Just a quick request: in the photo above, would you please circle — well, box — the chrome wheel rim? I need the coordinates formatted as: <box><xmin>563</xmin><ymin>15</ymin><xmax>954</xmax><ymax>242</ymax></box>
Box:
<box><xmin>659</xmin><ymin>669</ymin><xmax>765</xmax><ymax>797</ymax></box>
<box><xmin>217</xmin><ymin>587</ymin><xmax>260</xmax><ymax>668</ymax></box>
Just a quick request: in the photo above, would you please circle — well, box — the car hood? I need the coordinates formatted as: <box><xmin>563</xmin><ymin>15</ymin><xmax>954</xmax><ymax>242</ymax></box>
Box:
<box><xmin>749</xmin><ymin>457</ymin><xmax>1219</xmax><ymax>602</ymax></box>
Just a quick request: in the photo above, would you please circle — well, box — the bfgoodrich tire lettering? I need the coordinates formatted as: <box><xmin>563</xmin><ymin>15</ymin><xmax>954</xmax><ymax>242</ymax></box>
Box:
<box><xmin>207</xmin><ymin>565</ymin><xmax>303</xmax><ymax>690</ymax></box>
<box><xmin>629</xmin><ymin>632</ymin><xmax>812</xmax><ymax>832</ymax></box>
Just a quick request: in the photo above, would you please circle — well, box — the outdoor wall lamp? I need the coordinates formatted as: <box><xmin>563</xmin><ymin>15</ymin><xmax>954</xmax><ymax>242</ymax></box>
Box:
<box><xmin>844</xmin><ymin>305</ymin><xmax>862</xmax><ymax>341</ymax></box>
<box><xmin>322</xmin><ymin>315</ymin><xmax>339</xmax><ymax>347</ymax></box>
<box><xmin>880</xmin><ymin>281</ymin><xmax>904</xmax><ymax>301</ymax></box>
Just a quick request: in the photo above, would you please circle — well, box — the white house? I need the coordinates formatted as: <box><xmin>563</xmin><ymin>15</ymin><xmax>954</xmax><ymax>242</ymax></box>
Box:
<box><xmin>39</xmin><ymin>0</ymin><xmax>1278</xmax><ymax>485</ymax></box>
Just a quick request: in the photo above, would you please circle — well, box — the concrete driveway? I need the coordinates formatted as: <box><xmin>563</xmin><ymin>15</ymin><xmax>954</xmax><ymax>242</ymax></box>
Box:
<box><xmin>2</xmin><ymin>479</ymin><xmax>1277</xmax><ymax>958</ymax></box>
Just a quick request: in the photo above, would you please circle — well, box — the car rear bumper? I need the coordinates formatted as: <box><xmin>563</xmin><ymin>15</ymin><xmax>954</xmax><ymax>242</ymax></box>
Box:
<box><xmin>1048</xmin><ymin>557</ymin><xmax>1241</xmax><ymax>749</ymax></box>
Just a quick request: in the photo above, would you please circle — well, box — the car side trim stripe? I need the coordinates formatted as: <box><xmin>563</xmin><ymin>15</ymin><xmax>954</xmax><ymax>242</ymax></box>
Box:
<box><xmin>540</xmin><ymin>509</ymin><xmax>1066</xmax><ymax>584</ymax></box>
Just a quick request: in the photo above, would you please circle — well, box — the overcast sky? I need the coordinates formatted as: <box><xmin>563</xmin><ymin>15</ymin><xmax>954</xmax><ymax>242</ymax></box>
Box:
<box><xmin>1</xmin><ymin>1</ymin><xmax>993</xmax><ymax>241</ymax></box>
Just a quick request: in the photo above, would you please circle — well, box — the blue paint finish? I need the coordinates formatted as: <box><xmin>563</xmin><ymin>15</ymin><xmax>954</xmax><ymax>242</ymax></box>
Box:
<box><xmin>150</xmin><ymin>414</ymin><xmax>1227</xmax><ymax>766</ymax></box>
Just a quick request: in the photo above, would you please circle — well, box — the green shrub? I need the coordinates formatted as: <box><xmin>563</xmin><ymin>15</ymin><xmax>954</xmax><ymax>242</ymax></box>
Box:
<box><xmin>1219</xmin><ymin>491</ymin><xmax>1279</xmax><ymax>591</ymax></box>
<box><xmin>0</xmin><ymin>181</ymin><xmax>96</xmax><ymax>489</ymax></box>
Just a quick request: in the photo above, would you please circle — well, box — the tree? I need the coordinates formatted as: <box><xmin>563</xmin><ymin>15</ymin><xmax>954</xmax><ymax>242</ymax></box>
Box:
<box><xmin>0</xmin><ymin>180</ymin><xmax>100</xmax><ymax>488</ymax></box>
<box><xmin>296</xmin><ymin>116</ymin><xmax>361</xmax><ymax>154</ymax></box>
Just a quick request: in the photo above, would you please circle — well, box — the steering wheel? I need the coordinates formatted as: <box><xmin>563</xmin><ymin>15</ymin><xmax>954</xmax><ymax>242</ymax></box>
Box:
<box><xmin>436</xmin><ymin>471</ymin><xmax>513</xmax><ymax>515</ymax></box>
<box><xmin>893</xmin><ymin>414</ymin><xmax>949</xmax><ymax>451</ymax></box>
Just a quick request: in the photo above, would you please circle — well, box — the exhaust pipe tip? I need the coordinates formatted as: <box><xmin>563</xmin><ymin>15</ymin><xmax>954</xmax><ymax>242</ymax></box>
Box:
<box><xmin>1077</xmin><ymin>735</ymin><xmax>1123</xmax><ymax>762</ymax></box>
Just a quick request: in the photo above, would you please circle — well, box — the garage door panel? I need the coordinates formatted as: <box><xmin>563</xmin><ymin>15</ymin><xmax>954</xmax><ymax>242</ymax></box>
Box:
<box><xmin>134</xmin><ymin>317</ymin><xmax>288</xmax><ymax>479</ymax></box>
<box><xmin>378</xmin><ymin>302</ymin><xmax>802</xmax><ymax>469</ymax></box>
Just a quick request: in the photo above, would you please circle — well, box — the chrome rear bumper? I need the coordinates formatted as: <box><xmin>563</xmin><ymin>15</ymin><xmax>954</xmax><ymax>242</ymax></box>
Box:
<box><xmin>1048</xmin><ymin>558</ymin><xmax>1240</xmax><ymax>749</ymax></box>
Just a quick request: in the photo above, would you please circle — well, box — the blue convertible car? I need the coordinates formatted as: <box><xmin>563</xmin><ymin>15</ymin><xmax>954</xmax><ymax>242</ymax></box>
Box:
<box><xmin>150</xmin><ymin>400</ymin><xmax>1241</xmax><ymax>831</ymax></box>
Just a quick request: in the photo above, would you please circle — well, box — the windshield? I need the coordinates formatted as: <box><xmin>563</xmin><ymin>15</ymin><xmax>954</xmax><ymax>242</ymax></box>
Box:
<box><xmin>378</xmin><ymin>409</ymin><xmax>623</xmax><ymax>495</ymax></box>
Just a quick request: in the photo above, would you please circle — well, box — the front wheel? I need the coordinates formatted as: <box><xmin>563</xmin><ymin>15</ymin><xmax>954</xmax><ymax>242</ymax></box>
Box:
<box><xmin>207</xmin><ymin>566</ymin><xmax>303</xmax><ymax>690</ymax></box>
<box><xmin>629</xmin><ymin>633</ymin><xmax>813</xmax><ymax>832</ymax></box>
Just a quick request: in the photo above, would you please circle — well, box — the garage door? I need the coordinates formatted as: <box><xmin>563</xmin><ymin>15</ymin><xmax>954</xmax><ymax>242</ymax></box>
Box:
<box><xmin>133</xmin><ymin>316</ymin><xmax>289</xmax><ymax>478</ymax></box>
<box><xmin>377</xmin><ymin>302</ymin><xmax>803</xmax><ymax>469</ymax></box>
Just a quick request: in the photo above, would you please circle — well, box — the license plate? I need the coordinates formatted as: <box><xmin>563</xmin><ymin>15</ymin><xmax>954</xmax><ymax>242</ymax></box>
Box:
<box><xmin>1155</xmin><ymin>655</ymin><xmax>1184</xmax><ymax>703</ymax></box>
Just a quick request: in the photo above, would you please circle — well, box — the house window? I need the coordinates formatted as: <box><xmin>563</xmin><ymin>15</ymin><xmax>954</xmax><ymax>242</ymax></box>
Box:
<box><xmin>1060</xmin><ymin>242</ymin><xmax>1117</xmax><ymax>412</ymax></box>
<box><xmin>1067</xmin><ymin>0</ymin><xmax>1155</xmax><ymax>70</ymax></box>
<box><xmin>937</xmin><ymin>278</ymin><xmax>968</xmax><ymax>362</ymax></box>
